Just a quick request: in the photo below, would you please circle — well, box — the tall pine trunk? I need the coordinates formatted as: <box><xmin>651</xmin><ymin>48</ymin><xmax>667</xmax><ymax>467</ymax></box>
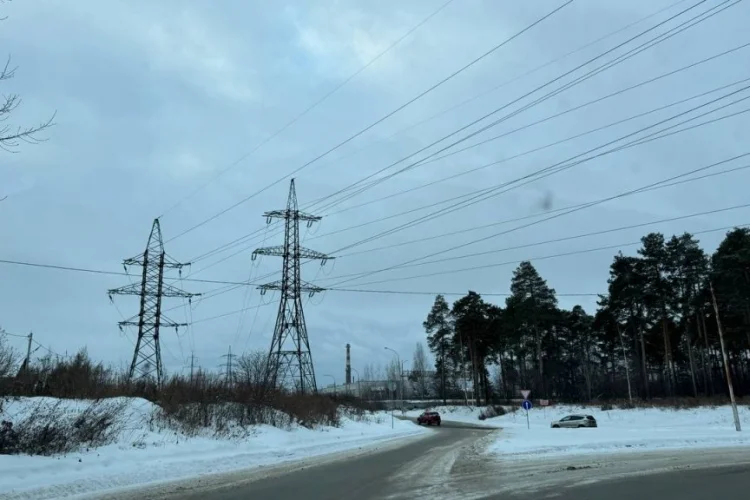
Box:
<box><xmin>639</xmin><ymin>322</ymin><xmax>650</xmax><ymax>399</ymax></box>
<box><xmin>686</xmin><ymin>320</ymin><xmax>698</xmax><ymax>397</ymax></box>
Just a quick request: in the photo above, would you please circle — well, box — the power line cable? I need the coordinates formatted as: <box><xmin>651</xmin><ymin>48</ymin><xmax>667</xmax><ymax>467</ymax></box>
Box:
<box><xmin>157</xmin><ymin>0</ymin><xmax>458</xmax><ymax>220</ymax></box>
<box><xmin>301</xmin><ymin>0</ymin><xmax>694</xmax><ymax>190</ymax></box>
<box><xmin>3</xmin><ymin>221</ymin><xmax>747</xmax><ymax>322</ymax></box>
<box><xmin>338</xmin><ymin>162</ymin><xmax>750</xmax><ymax>258</ymax></box>
<box><xmin>328</xmin><ymin>103</ymin><xmax>750</xmax><ymax>281</ymax></box>
<box><xmin>326</xmin><ymin>288</ymin><xmax>600</xmax><ymax>298</ymax></box>
<box><xmin>164</xmin><ymin>1</ymin><xmax>573</xmax><ymax>243</ymax></box>
<box><xmin>323</xmin><ymin>64</ymin><xmax>750</xmax><ymax>218</ymax></box>
<box><xmin>312</xmin><ymin>73</ymin><xmax>750</xmax><ymax>239</ymax></box>
<box><xmin>192</xmin><ymin>91</ymin><xmax>750</xmax><ymax>287</ymax></box>
<box><xmin>325</xmin><ymin>87</ymin><xmax>750</xmax><ymax>263</ymax></box>
<box><xmin>320</xmin><ymin>202</ymin><xmax>750</xmax><ymax>281</ymax></box>
<box><xmin>309</xmin><ymin>0</ymin><xmax>729</xmax><ymax>214</ymax></box>
<box><xmin>193</xmin><ymin>70</ymin><xmax>750</xmax><ymax>267</ymax></box>
<box><xmin>336</xmin><ymin>223</ymin><xmax>750</xmax><ymax>288</ymax></box>
<box><xmin>187</xmin><ymin>2</ymin><xmax>740</xmax><ymax>267</ymax></box>
<box><xmin>189</xmin><ymin>285</ymin><xmax>604</xmax><ymax>324</ymax></box>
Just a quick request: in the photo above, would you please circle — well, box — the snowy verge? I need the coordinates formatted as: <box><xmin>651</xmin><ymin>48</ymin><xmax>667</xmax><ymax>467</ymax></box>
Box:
<box><xmin>487</xmin><ymin>403</ymin><xmax>750</xmax><ymax>460</ymax></box>
<box><xmin>0</xmin><ymin>397</ymin><xmax>429</xmax><ymax>499</ymax></box>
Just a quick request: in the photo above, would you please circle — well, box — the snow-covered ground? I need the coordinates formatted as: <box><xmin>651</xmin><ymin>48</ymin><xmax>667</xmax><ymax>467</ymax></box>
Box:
<box><xmin>404</xmin><ymin>405</ymin><xmax>505</xmax><ymax>427</ymax></box>
<box><xmin>407</xmin><ymin>403</ymin><xmax>750</xmax><ymax>459</ymax></box>
<box><xmin>0</xmin><ymin>397</ymin><xmax>428</xmax><ymax>499</ymax></box>
<box><xmin>492</xmin><ymin>404</ymin><xmax>750</xmax><ymax>459</ymax></box>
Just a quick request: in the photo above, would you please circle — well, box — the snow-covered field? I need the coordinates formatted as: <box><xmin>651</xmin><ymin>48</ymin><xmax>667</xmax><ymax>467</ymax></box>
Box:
<box><xmin>409</xmin><ymin>403</ymin><xmax>750</xmax><ymax>459</ymax></box>
<box><xmin>0</xmin><ymin>397</ymin><xmax>428</xmax><ymax>499</ymax></box>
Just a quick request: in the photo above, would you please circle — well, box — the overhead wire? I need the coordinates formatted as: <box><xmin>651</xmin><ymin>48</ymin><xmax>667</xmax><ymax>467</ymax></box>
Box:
<box><xmin>318</xmin><ymin>202</ymin><xmax>750</xmax><ymax>283</ymax></box>
<box><xmin>185</xmin><ymin>1</ymin><xmax>744</xmax><ymax>268</ymax></box>
<box><xmin>156</xmin><ymin>0</ymin><xmax>458</xmax><ymax>220</ymax></box>
<box><xmin>300</xmin><ymin>0</ymin><xmax>694</xmax><ymax>191</ymax></box>
<box><xmin>323</xmin><ymin>85</ymin><xmax>750</xmax><ymax>265</ymax></box>
<box><xmin>321</xmin><ymin>55</ymin><xmax>750</xmax><ymax>219</ymax></box>
<box><xmin>308</xmin><ymin>0</ymin><xmax>730</xmax><ymax>214</ymax></box>
<box><xmin>326</xmin><ymin>103</ymin><xmax>750</xmax><ymax>281</ymax></box>
<box><xmin>164</xmin><ymin>0</ymin><xmax>573</xmax><ymax>243</ymax></box>
<box><xmin>310</xmin><ymin>72</ymin><xmax>750</xmax><ymax>240</ymax></box>
<box><xmin>336</xmin><ymin>223</ymin><xmax>750</xmax><ymax>289</ymax></box>
<box><xmin>336</xmin><ymin>162</ymin><xmax>750</xmax><ymax>259</ymax></box>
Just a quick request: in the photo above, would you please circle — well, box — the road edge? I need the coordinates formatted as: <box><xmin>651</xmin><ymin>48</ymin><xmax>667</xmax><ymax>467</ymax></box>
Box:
<box><xmin>92</xmin><ymin>427</ymin><xmax>436</xmax><ymax>500</ymax></box>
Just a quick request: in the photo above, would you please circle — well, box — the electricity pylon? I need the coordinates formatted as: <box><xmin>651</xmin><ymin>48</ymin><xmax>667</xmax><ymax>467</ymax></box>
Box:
<box><xmin>108</xmin><ymin>218</ymin><xmax>198</xmax><ymax>387</ymax></box>
<box><xmin>252</xmin><ymin>179</ymin><xmax>331</xmax><ymax>394</ymax></box>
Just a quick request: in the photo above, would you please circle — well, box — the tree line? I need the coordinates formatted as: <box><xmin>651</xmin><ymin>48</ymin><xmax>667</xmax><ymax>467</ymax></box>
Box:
<box><xmin>422</xmin><ymin>227</ymin><xmax>750</xmax><ymax>405</ymax></box>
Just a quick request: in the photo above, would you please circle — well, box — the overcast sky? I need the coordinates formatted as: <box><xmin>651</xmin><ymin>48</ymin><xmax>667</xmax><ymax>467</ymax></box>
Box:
<box><xmin>1</xmin><ymin>0</ymin><xmax>749</xmax><ymax>385</ymax></box>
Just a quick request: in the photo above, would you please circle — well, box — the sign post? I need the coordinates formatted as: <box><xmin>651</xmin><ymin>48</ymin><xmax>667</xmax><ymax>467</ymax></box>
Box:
<box><xmin>521</xmin><ymin>399</ymin><xmax>532</xmax><ymax>429</ymax></box>
<box><xmin>540</xmin><ymin>399</ymin><xmax>549</xmax><ymax>418</ymax></box>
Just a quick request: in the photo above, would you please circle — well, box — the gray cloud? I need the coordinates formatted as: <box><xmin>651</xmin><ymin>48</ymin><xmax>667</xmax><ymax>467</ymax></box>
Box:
<box><xmin>1</xmin><ymin>0</ymin><xmax>749</xmax><ymax>386</ymax></box>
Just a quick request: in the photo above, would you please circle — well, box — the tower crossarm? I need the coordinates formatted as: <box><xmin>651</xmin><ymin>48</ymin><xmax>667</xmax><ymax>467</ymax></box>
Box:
<box><xmin>118</xmin><ymin>320</ymin><xmax>188</xmax><ymax>329</ymax></box>
<box><xmin>252</xmin><ymin>245</ymin><xmax>333</xmax><ymax>261</ymax></box>
<box><xmin>262</xmin><ymin>209</ymin><xmax>322</xmax><ymax>223</ymax></box>
<box><xmin>108</xmin><ymin>282</ymin><xmax>199</xmax><ymax>299</ymax></box>
<box><xmin>257</xmin><ymin>279</ymin><xmax>324</xmax><ymax>296</ymax></box>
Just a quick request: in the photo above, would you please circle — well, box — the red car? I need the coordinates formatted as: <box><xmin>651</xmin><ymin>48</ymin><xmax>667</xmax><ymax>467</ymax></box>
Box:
<box><xmin>416</xmin><ymin>411</ymin><xmax>441</xmax><ymax>426</ymax></box>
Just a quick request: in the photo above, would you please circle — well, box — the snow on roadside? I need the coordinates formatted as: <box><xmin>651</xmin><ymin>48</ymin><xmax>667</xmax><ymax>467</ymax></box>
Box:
<box><xmin>404</xmin><ymin>405</ymin><xmax>505</xmax><ymax>427</ymax></box>
<box><xmin>488</xmin><ymin>403</ymin><xmax>750</xmax><ymax>460</ymax></box>
<box><xmin>0</xmin><ymin>397</ymin><xmax>429</xmax><ymax>499</ymax></box>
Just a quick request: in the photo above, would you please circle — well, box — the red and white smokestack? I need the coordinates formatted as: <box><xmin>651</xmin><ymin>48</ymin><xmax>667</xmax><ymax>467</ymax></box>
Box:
<box><xmin>345</xmin><ymin>343</ymin><xmax>352</xmax><ymax>385</ymax></box>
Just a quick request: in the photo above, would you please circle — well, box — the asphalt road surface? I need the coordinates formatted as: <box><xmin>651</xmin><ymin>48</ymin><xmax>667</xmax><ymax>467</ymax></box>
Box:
<box><xmin>107</xmin><ymin>421</ymin><xmax>750</xmax><ymax>500</ymax></box>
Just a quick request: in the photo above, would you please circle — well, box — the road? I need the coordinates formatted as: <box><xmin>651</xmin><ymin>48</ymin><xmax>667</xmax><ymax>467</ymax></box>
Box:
<box><xmin>106</xmin><ymin>420</ymin><xmax>750</xmax><ymax>500</ymax></box>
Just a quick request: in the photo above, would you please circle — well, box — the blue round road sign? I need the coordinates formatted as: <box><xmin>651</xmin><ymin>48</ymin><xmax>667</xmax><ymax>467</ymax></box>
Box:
<box><xmin>522</xmin><ymin>399</ymin><xmax>532</xmax><ymax>411</ymax></box>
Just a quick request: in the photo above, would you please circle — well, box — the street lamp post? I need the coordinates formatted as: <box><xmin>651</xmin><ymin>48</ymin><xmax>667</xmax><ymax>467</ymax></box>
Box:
<box><xmin>384</xmin><ymin>347</ymin><xmax>403</xmax><ymax>413</ymax></box>
<box><xmin>323</xmin><ymin>374</ymin><xmax>336</xmax><ymax>397</ymax></box>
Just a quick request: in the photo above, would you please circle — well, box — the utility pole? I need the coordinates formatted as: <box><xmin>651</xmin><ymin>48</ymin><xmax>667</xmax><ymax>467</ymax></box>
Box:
<box><xmin>253</xmin><ymin>179</ymin><xmax>332</xmax><ymax>394</ymax></box>
<box><xmin>220</xmin><ymin>346</ymin><xmax>237</xmax><ymax>387</ymax></box>
<box><xmin>709</xmin><ymin>281</ymin><xmax>742</xmax><ymax>432</ymax></box>
<box><xmin>108</xmin><ymin>219</ymin><xmax>199</xmax><ymax>388</ymax></box>
<box><xmin>189</xmin><ymin>352</ymin><xmax>195</xmax><ymax>383</ymax></box>
<box><xmin>15</xmin><ymin>331</ymin><xmax>33</xmax><ymax>374</ymax></box>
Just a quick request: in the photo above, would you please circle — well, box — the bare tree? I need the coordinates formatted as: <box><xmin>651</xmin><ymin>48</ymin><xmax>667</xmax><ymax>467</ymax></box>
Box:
<box><xmin>0</xmin><ymin>332</ymin><xmax>19</xmax><ymax>378</ymax></box>
<box><xmin>409</xmin><ymin>342</ymin><xmax>430</xmax><ymax>399</ymax></box>
<box><xmin>0</xmin><ymin>1</ymin><xmax>55</xmax><ymax>197</ymax></box>
<box><xmin>363</xmin><ymin>363</ymin><xmax>374</xmax><ymax>381</ymax></box>
<box><xmin>236</xmin><ymin>350</ymin><xmax>273</xmax><ymax>401</ymax></box>
<box><xmin>385</xmin><ymin>359</ymin><xmax>400</xmax><ymax>399</ymax></box>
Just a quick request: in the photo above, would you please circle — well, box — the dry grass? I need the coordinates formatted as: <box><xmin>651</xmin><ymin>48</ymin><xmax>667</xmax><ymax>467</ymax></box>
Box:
<box><xmin>0</xmin><ymin>346</ymin><xmax>379</xmax><ymax>453</ymax></box>
<box><xmin>0</xmin><ymin>399</ymin><xmax>125</xmax><ymax>455</ymax></box>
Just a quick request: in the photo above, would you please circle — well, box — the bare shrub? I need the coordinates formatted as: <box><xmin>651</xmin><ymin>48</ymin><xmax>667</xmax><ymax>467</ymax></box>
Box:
<box><xmin>2</xmin><ymin>346</ymin><xmax>387</xmax><ymax>444</ymax></box>
<box><xmin>478</xmin><ymin>405</ymin><xmax>506</xmax><ymax>420</ymax></box>
<box><xmin>0</xmin><ymin>399</ymin><xmax>125</xmax><ymax>455</ymax></box>
<box><xmin>0</xmin><ymin>332</ymin><xmax>18</xmax><ymax>379</ymax></box>
<box><xmin>273</xmin><ymin>393</ymin><xmax>339</xmax><ymax>428</ymax></box>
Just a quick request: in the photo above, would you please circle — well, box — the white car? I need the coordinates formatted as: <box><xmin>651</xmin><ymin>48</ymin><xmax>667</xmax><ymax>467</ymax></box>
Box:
<box><xmin>550</xmin><ymin>414</ymin><xmax>598</xmax><ymax>428</ymax></box>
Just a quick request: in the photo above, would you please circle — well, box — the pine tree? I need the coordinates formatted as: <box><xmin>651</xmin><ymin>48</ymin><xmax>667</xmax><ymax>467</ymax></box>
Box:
<box><xmin>451</xmin><ymin>291</ymin><xmax>489</xmax><ymax>405</ymax></box>
<box><xmin>507</xmin><ymin>261</ymin><xmax>557</xmax><ymax>399</ymax></box>
<box><xmin>423</xmin><ymin>294</ymin><xmax>453</xmax><ymax>404</ymax></box>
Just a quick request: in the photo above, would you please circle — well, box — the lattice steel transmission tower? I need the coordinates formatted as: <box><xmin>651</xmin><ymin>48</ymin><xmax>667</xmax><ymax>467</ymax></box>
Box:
<box><xmin>108</xmin><ymin>218</ymin><xmax>198</xmax><ymax>387</ymax></box>
<box><xmin>252</xmin><ymin>179</ymin><xmax>331</xmax><ymax>394</ymax></box>
<box><xmin>220</xmin><ymin>345</ymin><xmax>237</xmax><ymax>387</ymax></box>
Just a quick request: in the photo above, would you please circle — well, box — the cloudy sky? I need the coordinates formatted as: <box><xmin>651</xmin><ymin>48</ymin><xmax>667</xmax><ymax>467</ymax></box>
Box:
<box><xmin>1</xmin><ymin>0</ymin><xmax>749</xmax><ymax>385</ymax></box>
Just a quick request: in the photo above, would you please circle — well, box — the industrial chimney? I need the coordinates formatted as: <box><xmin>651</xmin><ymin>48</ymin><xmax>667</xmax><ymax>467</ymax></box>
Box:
<box><xmin>345</xmin><ymin>343</ymin><xmax>352</xmax><ymax>385</ymax></box>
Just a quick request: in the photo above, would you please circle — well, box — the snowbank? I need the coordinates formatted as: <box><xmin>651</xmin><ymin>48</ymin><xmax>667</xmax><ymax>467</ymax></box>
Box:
<box><xmin>488</xmin><ymin>403</ymin><xmax>750</xmax><ymax>459</ymax></box>
<box><xmin>0</xmin><ymin>397</ymin><xmax>428</xmax><ymax>499</ymax></box>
